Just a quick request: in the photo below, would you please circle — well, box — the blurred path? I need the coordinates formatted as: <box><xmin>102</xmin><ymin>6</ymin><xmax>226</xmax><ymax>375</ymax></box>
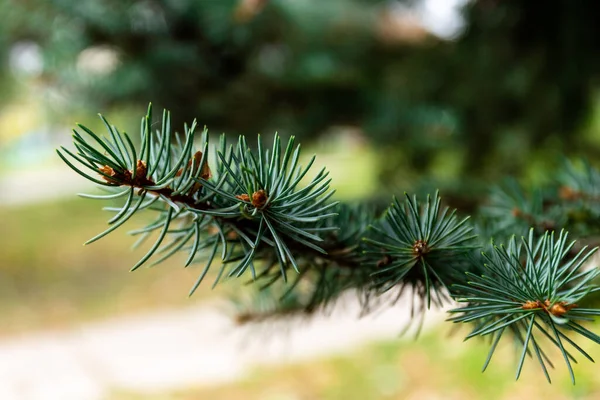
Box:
<box><xmin>0</xmin><ymin>296</ymin><xmax>446</xmax><ymax>400</ymax></box>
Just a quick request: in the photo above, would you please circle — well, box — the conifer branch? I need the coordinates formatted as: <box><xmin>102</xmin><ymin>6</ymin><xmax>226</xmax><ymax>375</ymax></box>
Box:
<box><xmin>57</xmin><ymin>105</ymin><xmax>600</xmax><ymax>383</ymax></box>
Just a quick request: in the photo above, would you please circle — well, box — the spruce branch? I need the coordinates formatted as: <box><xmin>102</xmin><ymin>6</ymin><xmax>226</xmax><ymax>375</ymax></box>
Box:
<box><xmin>558</xmin><ymin>158</ymin><xmax>600</xmax><ymax>204</ymax></box>
<box><xmin>363</xmin><ymin>192</ymin><xmax>479</xmax><ymax>308</ymax></box>
<box><xmin>224</xmin><ymin>203</ymin><xmax>377</xmax><ymax>324</ymax></box>
<box><xmin>56</xmin><ymin>106</ymin><xmax>600</xmax><ymax>384</ymax></box>
<box><xmin>449</xmin><ymin>229</ymin><xmax>600</xmax><ymax>384</ymax></box>
<box><xmin>481</xmin><ymin>179</ymin><xmax>562</xmax><ymax>239</ymax></box>
<box><xmin>57</xmin><ymin>104</ymin><xmax>341</xmax><ymax>294</ymax></box>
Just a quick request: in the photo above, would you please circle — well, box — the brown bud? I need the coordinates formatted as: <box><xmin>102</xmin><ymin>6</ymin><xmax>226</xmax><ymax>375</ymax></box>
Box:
<box><xmin>236</xmin><ymin>193</ymin><xmax>251</xmax><ymax>202</ymax></box>
<box><xmin>412</xmin><ymin>239</ymin><xmax>429</xmax><ymax>257</ymax></box>
<box><xmin>549</xmin><ymin>301</ymin><xmax>575</xmax><ymax>317</ymax></box>
<box><xmin>522</xmin><ymin>299</ymin><xmax>576</xmax><ymax>316</ymax></box>
<box><xmin>98</xmin><ymin>165</ymin><xmax>131</xmax><ymax>184</ymax></box>
<box><xmin>99</xmin><ymin>165</ymin><xmax>115</xmax><ymax>177</ymax></box>
<box><xmin>192</xmin><ymin>151</ymin><xmax>212</xmax><ymax>180</ymax></box>
<box><xmin>559</xmin><ymin>186</ymin><xmax>580</xmax><ymax>201</ymax></box>
<box><xmin>522</xmin><ymin>300</ymin><xmax>542</xmax><ymax>310</ymax></box>
<box><xmin>236</xmin><ymin>190</ymin><xmax>268</xmax><ymax>208</ymax></box>
<box><xmin>251</xmin><ymin>189</ymin><xmax>268</xmax><ymax>208</ymax></box>
<box><xmin>98</xmin><ymin>165</ymin><xmax>119</xmax><ymax>183</ymax></box>
<box><xmin>175</xmin><ymin>151</ymin><xmax>211</xmax><ymax>180</ymax></box>
<box><xmin>136</xmin><ymin>160</ymin><xmax>147</xmax><ymax>179</ymax></box>
<box><xmin>550</xmin><ymin>303</ymin><xmax>567</xmax><ymax>316</ymax></box>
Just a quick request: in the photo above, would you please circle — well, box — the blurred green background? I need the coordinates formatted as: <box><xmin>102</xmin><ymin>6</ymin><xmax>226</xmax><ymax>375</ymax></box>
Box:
<box><xmin>1</xmin><ymin>0</ymin><xmax>600</xmax><ymax>399</ymax></box>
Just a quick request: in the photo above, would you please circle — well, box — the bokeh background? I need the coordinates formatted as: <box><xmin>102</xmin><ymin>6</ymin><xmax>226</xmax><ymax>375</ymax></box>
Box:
<box><xmin>1</xmin><ymin>0</ymin><xmax>600</xmax><ymax>399</ymax></box>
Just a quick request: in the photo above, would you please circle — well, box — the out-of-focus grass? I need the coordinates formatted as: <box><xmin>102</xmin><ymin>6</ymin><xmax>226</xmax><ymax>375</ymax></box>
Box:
<box><xmin>299</xmin><ymin>133</ymin><xmax>380</xmax><ymax>199</ymax></box>
<box><xmin>0</xmin><ymin>197</ymin><xmax>229</xmax><ymax>335</ymax></box>
<box><xmin>115</xmin><ymin>323</ymin><xmax>600</xmax><ymax>400</ymax></box>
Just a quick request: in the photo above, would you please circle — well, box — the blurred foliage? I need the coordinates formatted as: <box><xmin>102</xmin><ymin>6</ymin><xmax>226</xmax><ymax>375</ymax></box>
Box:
<box><xmin>2</xmin><ymin>0</ymin><xmax>600</xmax><ymax>187</ymax></box>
